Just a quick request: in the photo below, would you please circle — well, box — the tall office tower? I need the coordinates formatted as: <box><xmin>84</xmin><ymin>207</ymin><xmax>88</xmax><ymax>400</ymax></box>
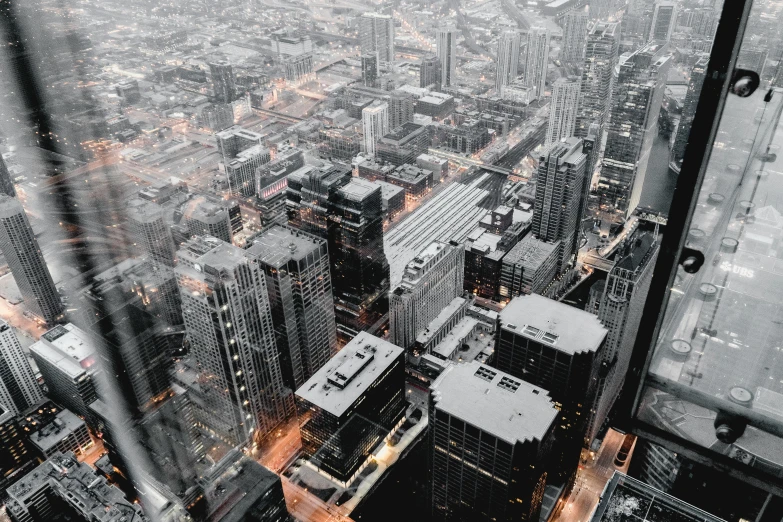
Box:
<box><xmin>286</xmin><ymin>164</ymin><xmax>390</xmax><ymax>342</ymax></box>
<box><xmin>247</xmin><ymin>225</ymin><xmax>337</xmax><ymax>391</ymax></box>
<box><xmin>359</xmin><ymin>13</ymin><xmax>394</xmax><ymax>66</ymax></box>
<box><xmin>283</xmin><ymin>53</ymin><xmax>315</xmax><ymax>85</ymax></box>
<box><xmin>621</xmin><ymin>0</ymin><xmax>654</xmax><ymax>44</ymax></box>
<box><xmin>0</xmin><ymin>320</ymin><xmax>43</xmax><ymax>416</ymax></box>
<box><xmin>216</xmin><ymin>126</ymin><xmax>263</xmax><ymax>163</ymax></box>
<box><xmin>295</xmin><ymin>332</ymin><xmax>405</xmax><ymax>483</ymax></box>
<box><xmin>429</xmin><ymin>361</ymin><xmax>558</xmax><ymax>522</ymax></box>
<box><xmin>361</xmin><ymin>53</ymin><xmax>379</xmax><ymax>87</ymax></box>
<box><xmin>521</xmin><ymin>27</ymin><xmax>550</xmax><ymax>100</ymax></box>
<box><xmin>648</xmin><ymin>0</ymin><xmax>677</xmax><ymax>42</ymax></box>
<box><xmin>575</xmin><ymin>21</ymin><xmax>619</xmax><ymax>139</ymax></box>
<box><xmin>496</xmin><ymin>295</ymin><xmax>606</xmax><ymax>480</ymax></box>
<box><xmin>436</xmin><ymin>27</ymin><xmax>457</xmax><ymax>89</ymax></box>
<box><xmin>388</xmin><ymin>91</ymin><xmax>415</xmax><ymax>131</ymax></box>
<box><xmin>389</xmin><ymin>241</ymin><xmax>465</xmax><ymax>349</ymax></box>
<box><xmin>30</xmin><ymin>324</ymin><xmax>99</xmax><ymax>420</ymax></box>
<box><xmin>127</xmin><ymin>199</ymin><xmax>176</xmax><ymax>267</ymax></box>
<box><xmin>545</xmin><ymin>77</ymin><xmax>580</xmax><ymax>147</ymax></box>
<box><xmin>420</xmin><ymin>53</ymin><xmax>442</xmax><ymax>88</ymax></box>
<box><xmin>598</xmin><ymin>43</ymin><xmax>670</xmax><ymax>218</ymax></box>
<box><xmin>588</xmin><ymin>232</ymin><xmax>659</xmax><ymax>441</ymax></box>
<box><xmin>183</xmin><ymin>196</ymin><xmax>233</xmax><ymax>244</ymax></box>
<box><xmin>532</xmin><ymin>137</ymin><xmax>587</xmax><ymax>273</ymax></box>
<box><xmin>91</xmin><ymin>305</ymin><xmax>173</xmax><ymax>413</ymax></box>
<box><xmin>671</xmin><ymin>55</ymin><xmax>709</xmax><ymax>171</ymax></box>
<box><xmin>495</xmin><ymin>31</ymin><xmax>521</xmax><ymax>91</ymax></box>
<box><xmin>226</xmin><ymin>144</ymin><xmax>271</xmax><ymax>197</ymax></box>
<box><xmin>0</xmin><ymin>155</ymin><xmax>16</xmax><ymax>197</ymax></box>
<box><xmin>0</xmin><ymin>195</ymin><xmax>62</xmax><ymax>324</ymax></box>
<box><xmin>176</xmin><ymin>237</ymin><xmax>288</xmax><ymax>446</ymax></box>
<box><xmin>561</xmin><ymin>6</ymin><xmax>590</xmax><ymax>70</ymax></box>
<box><xmin>208</xmin><ymin>61</ymin><xmax>237</xmax><ymax>104</ymax></box>
<box><xmin>362</xmin><ymin>102</ymin><xmax>389</xmax><ymax>157</ymax></box>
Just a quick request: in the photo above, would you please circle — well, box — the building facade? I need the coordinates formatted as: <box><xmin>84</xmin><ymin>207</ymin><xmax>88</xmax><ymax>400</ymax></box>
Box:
<box><xmin>127</xmin><ymin>199</ymin><xmax>177</xmax><ymax>267</ymax></box>
<box><xmin>362</xmin><ymin>102</ymin><xmax>390</xmax><ymax>157</ymax></box>
<box><xmin>0</xmin><ymin>320</ymin><xmax>43</xmax><ymax>416</ymax></box>
<box><xmin>420</xmin><ymin>53</ymin><xmax>442</xmax><ymax>89</ymax></box>
<box><xmin>521</xmin><ymin>27</ymin><xmax>550</xmax><ymax>100</ymax></box>
<box><xmin>561</xmin><ymin>6</ymin><xmax>590</xmax><ymax>69</ymax></box>
<box><xmin>437</xmin><ymin>27</ymin><xmax>457</xmax><ymax>89</ymax></box>
<box><xmin>495</xmin><ymin>31</ymin><xmax>521</xmax><ymax>91</ymax></box>
<box><xmin>359</xmin><ymin>13</ymin><xmax>394</xmax><ymax>65</ymax></box>
<box><xmin>575</xmin><ymin>22</ymin><xmax>619</xmax><ymax>139</ymax></box>
<box><xmin>545</xmin><ymin>77</ymin><xmax>580</xmax><ymax>147</ymax></box>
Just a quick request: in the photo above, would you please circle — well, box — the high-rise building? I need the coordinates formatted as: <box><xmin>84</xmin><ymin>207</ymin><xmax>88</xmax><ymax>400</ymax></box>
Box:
<box><xmin>226</xmin><ymin>144</ymin><xmax>271</xmax><ymax>197</ymax></box>
<box><xmin>247</xmin><ymin>225</ymin><xmax>337</xmax><ymax>391</ymax></box>
<box><xmin>30</xmin><ymin>324</ymin><xmax>99</xmax><ymax>421</ymax></box>
<box><xmin>436</xmin><ymin>27</ymin><xmax>457</xmax><ymax>89</ymax></box>
<box><xmin>521</xmin><ymin>27</ymin><xmax>550</xmax><ymax>100</ymax></box>
<box><xmin>588</xmin><ymin>232</ymin><xmax>659</xmax><ymax>441</ymax></box>
<box><xmin>208</xmin><ymin>61</ymin><xmax>237</xmax><ymax>104</ymax></box>
<box><xmin>286</xmin><ymin>164</ymin><xmax>390</xmax><ymax>342</ymax></box>
<box><xmin>0</xmin><ymin>195</ymin><xmax>62</xmax><ymax>324</ymax></box>
<box><xmin>532</xmin><ymin>137</ymin><xmax>587</xmax><ymax>272</ymax></box>
<box><xmin>599</xmin><ymin>43</ymin><xmax>671</xmax><ymax>217</ymax></box>
<box><xmin>91</xmin><ymin>305</ymin><xmax>174</xmax><ymax>413</ymax></box>
<box><xmin>358</xmin><ymin>13</ymin><xmax>394</xmax><ymax>66</ymax></box>
<box><xmin>648</xmin><ymin>1</ymin><xmax>677</xmax><ymax>42</ymax></box>
<box><xmin>389</xmin><ymin>240</ymin><xmax>465</xmax><ymax>349</ymax></box>
<box><xmin>496</xmin><ymin>294</ymin><xmax>606</xmax><ymax>479</ymax></box>
<box><xmin>127</xmin><ymin>199</ymin><xmax>176</xmax><ymax>267</ymax></box>
<box><xmin>216</xmin><ymin>126</ymin><xmax>263</xmax><ymax>163</ymax></box>
<box><xmin>361</xmin><ymin>53</ymin><xmax>379</xmax><ymax>87</ymax></box>
<box><xmin>561</xmin><ymin>6</ymin><xmax>590</xmax><ymax>69</ymax></box>
<box><xmin>362</xmin><ymin>102</ymin><xmax>389</xmax><ymax>157</ymax></box>
<box><xmin>183</xmin><ymin>196</ymin><xmax>233</xmax><ymax>244</ymax></box>
<box><xmin>575</xmin><ymin>21</ymin><xmax>619</xmax><ymax>139</ymax></box>
<box><xmin>495</xmin><ymin>31</ymin><xmax>521</xmax><ymax>91</ymax></box>
<box><xmin>429</xmin><ymin>361</ymin><xmax>558</xmax><ymax>522</ymax></box>
<box><xmin>388</xmin><ymin>91</ymin><xmax>415</xmax><ymax>131</ymax></box>
<box><xmin>295</xmin><ymin>332</ymin><xmax>405</xmax><ymax>483</ymax></box>
<box><xmin>0</xmin><ymin>155</ymin><xmax>16</xmax><ymax>197</ymax></box>
<box><xmin>545</xmin><ymin>77</ymin><xmax>580</xmax><ymax>147</ymax></box>
<box><xmin>0</xmin><ymin>320</ymin><xmax>43</xmax><ymax>416</ymax></box>
<box><xmin>176</xmin><ymin>237</ymin><xmax>288</xmax><ymax>446</ymax></box>
<box><xmin>671</xmin><ymin>55</ymin><xmax>709</xmax><ymax>172</ymax></box>
<box><xmin>283</xmin><ymin>53</ymin><xmax>315</xmax><ymax>85</ymax></box>
<box><xmin>420</xmin><ymin>53</ymin><xmax>442</xmax><ymax>88</ymax></box>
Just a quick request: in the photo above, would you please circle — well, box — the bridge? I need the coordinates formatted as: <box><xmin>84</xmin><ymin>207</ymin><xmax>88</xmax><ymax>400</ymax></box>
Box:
<box><xmin>581</xmin><ymin>252</ymin><xmax>616</xmax><ymax>272</ymax></box>
<box><xmin>635</xmin><ymin>207</ymin><xmax>668</xmax><ymax>226</ymax></box>
<box><xmin>253</xmin><ymin>108</ymin><xmax>304</xmax><ymax>123</ymax></box>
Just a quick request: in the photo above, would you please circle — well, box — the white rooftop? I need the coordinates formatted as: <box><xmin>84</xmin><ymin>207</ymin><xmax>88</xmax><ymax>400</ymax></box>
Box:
<box><xmin>499</xmin><ymin>294</ymin><xmax>606</xmax><ymax>355</ymax></box>
<box><xmin>430</xmin><ymin>361</ymin><xmax>557</xmax><ymax>444</ymax></box>
<box><xmin>296</xmin><ymin>332</ymin><xmax>403</xmax><ymax>417</ymax></box>
<box><xmin>30</xmin><ymin>324</ymin><xmax>97</xmax><ymax>379</ymax></box>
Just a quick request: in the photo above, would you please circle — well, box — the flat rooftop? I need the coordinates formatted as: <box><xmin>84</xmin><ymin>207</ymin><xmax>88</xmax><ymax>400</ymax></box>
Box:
<box><xmin>247</xmin><ymin>225</ymin><xmax>324</xmax><ymax>268</ymax></box>
<box><xmin>500</xmin><ymin>294</ymin><xmax>606</xmax><ymax>355</ymax></box>
<box><xmin>339</xmin><ymin>178</ymin><xmax>379</xmax><ymax>201</ymax></box>
<box><xmin>126</xmin><ymin>198</ymin><xmax>165</xmax><ymax>224</ymax></box>
<box><xmin>28</xmin><ymin>409</ymin><xmax>86</xmax><ymax>453</ymax></box>
<box><xmin>591</xmin><ymin>472</ymin><xmax>725</xmax><ymax>522</ymax></box>
<box><xmin>503</xmin><ymin>235</ymin><xmax>559</xmax><ymax>270</ymax></box>
<box><xmin>296</xmin><ymin>332</ymin><xmax>403</xmax><ymax>418</ymax></box>
<box><xmin>430</xmin><ymin>361</ymin><xmax>557</xmax><ymax>445</ymax></box>
<box><xmin>31</xmin><ymin>324</ymin><xmax>97</xmax><ymax>379</ymax></box>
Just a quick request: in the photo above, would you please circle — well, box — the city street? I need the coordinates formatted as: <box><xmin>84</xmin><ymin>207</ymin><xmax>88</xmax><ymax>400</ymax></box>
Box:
<box><xmin>281</xmin><ymin>477</ymin><xmax>354</xmax><ymax>522</ymax></box>
<box><xmin>551</xmin><ymin>429</ymin><xmax>632</xmax><ymax>522</ymax></box>
<box><xmin>257</xmin><ymin>415</ymin><xmax>304</xmax><ymax>473</ymax></box>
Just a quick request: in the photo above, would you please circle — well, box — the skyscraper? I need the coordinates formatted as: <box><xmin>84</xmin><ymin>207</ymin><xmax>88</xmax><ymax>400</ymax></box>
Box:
<box><xmin>521</xmin><ymin>27</ymin><xmax>550</xmax><ymax>100</ymax></box>
<box><xmin>496</xmin><ymin>294</ymin><xmax>606</xmax><ymax>479</ymax></box>
<box><xmin>671</xmin><ymin>55</ymin><xmax>709</xmax><ymax>171</ymax></box>
<box><xmin>0</xmin><ymin>320</ymin><xmax>43</xmax><ymax>416</ymax></box>
<box><xmin>183</xmin><ymin>196</ymin><xmax>233</xmax><ymax>244</ymax></box>
<box><xmin>389</xmin><ymin>240</ymin><xmax>465</xmax><ymax>349</ymax></box>
<box><xmin>388</xmin><ymin>91</ymin><xmax>415</xmax><ymax>131</ymax></box>
<box><xmin>176</xmin><ymin>237</ymin><xmax>288</xmax><ymax>446</ymax></box>
<box><xmin>429</xmin><ymin>361</ymin><xmax>558</xmax><ymax>522</ymax></box>
<box><xmin>0</xmin><ymin>155</ymin><xmax>16</xmax><ymax>197</ymax></box>
<box><xmin>436</xmin><ymin>27</ymin><xmax>457</xmax><ymax>89</ymax></box>
<box><xmin>495</xmin><ymin>31</ymin><xmax>521</xmax><ymax>91</ymax></box>
<box><xmin>532</xmin><ymin>137</ymin><xmax>587</xmax><ymax>273</ymax></box>
<box><xmin>362</xmin><ymin>102</ymin><xmax>389</xmax><ymax>157</ymax></box>
<box><xmin>599</xmin><ymin>43</ymin><xmax>670</xmax><ymax>217</ymax></box>
<box><xmin>545</xmin><ymin>77</ymin><xmax>580</xmax><ymax>147</ymax></box>
<box><xmin>358</xmin><ymin>13</ymin><xmax>394</xmax><ymax>66</ymax></box>
<box><xmin>588</xmin><ymin>232</ymin><xmax>659</xmax><ymax>441</ymax></box>
<box><xmin>420</xmin><ymin>53</ymin><xmax>442</xmax><ymax>88</ymax></box>
<box><xmin>127</xmin><ymin>199</ymin><xmax>176</xmax><ymax>267</ymax></box>
<box><xmin>361</xmin><ymin>53</ymin><xmax>379</xmax><ymax>87</ymax></box>
<box><xmin>561</xmin><ymin>6</ymin><xmax>590</xmax><ymax>70</ymax></box>
<box><xmin>575</xmin><ymin>21</ymin><xmax>619</xmax><ymax>138</ymax></box>
<box><xmin>0</xmin><ymin>195</ymin><xmax>62</xmax><ymax>324</ymax></box>
<box><xmin>286</xmin><ymin>164</ymin><xmax>390</xmax><ymax>342</ymax></box>
<box><xmin>208</xmin><ymin>61</ymin><xmax>237</xmax><ymax>104</ymax></box>
<box><xmin>247</xmin><ymin>225</ymin><xmax>337</xmax><ymax>391</ymax></box>
<box><xmin>649</xmin><ymin>1</ymin><xmax>677</xmax><ymax>42</ymax></box>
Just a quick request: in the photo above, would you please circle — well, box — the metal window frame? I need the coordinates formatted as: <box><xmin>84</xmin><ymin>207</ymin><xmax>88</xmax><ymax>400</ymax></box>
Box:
<box><xmin>613</xmin><ymin>0</ymin><xmax>783</xmax><ymax>495</ymax></box>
